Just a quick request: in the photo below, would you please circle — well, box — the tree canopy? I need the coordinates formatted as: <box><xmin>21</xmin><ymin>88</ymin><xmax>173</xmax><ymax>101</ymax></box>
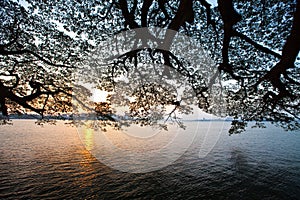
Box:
<box><xmin>0</xmin><ymin>0</ymin><xmax>299</xmax><ymax>133</ymax></box>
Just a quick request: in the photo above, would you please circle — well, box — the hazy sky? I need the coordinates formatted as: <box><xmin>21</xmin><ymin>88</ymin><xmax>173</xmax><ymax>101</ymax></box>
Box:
<box><xmin>207</xmin><ymin>0</ymin><xmax>218</xmax><ymax>7</ymax></box>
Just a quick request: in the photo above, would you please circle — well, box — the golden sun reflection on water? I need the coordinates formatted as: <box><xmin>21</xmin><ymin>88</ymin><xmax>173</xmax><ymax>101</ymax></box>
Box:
<box><xmin>76</xmin><ymin>128</ymin><xmax>98</xmax><ymax>187</ymax></box>
<box><xmin>84</xmin><ymin>128</ymin><xmax>94</xmax><ymax>151</ymax></box>
<box><xmin>79</xmin><ymin>121</ymin><xmax>197</xmax><ymax>154</ymax></box>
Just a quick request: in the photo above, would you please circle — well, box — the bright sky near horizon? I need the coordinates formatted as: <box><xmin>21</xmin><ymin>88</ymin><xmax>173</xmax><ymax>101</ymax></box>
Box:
<box><xmin>207</xmin><ymin>0</ymin><xmax>218</xmax><ymax>7</ymax></box>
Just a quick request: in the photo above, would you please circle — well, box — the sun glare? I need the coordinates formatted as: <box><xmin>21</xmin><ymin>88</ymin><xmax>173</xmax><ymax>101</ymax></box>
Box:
<box><xmin>92</xmin><ymin>89</ymin><xmax>109</xmax><ymax>102</ymax></box>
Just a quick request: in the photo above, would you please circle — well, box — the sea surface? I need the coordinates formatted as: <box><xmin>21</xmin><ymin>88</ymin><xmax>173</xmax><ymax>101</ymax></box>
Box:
<box><xmin>0</xmin><ymin>120</ymin><xmax>299</xmax><ymax>199</ymax></box>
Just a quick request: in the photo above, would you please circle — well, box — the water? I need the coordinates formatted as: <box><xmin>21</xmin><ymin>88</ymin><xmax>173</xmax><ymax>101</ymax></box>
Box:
<box><xmin>0</xmin><ymin>120</ymin><xmax>299</xmax><ymax>199</ymax></box>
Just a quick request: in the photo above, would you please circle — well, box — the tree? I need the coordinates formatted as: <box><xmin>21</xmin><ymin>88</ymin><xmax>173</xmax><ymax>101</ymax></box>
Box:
<box><xmin>0</xmin><ymin>0</ymin><xmax>299</xmax><ymax>133</ymax></box>
<box><xmin>0</xmin><ymin>0</ymin><xmax>81</xmax><ymax>120</ymax></box>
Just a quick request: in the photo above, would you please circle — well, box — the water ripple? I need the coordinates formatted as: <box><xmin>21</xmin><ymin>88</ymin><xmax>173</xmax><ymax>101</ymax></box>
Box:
<box><xmin>0</xmin><ymin>121</ymin><xmax>299</xmax><ymax>199</ymax></box>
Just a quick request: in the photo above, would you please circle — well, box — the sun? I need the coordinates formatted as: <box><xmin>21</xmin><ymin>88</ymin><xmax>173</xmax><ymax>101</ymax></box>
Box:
<box><xmin>92</xmin><ymin>89</ymin><xmax>109</xmax><ymax>102</ymax></box>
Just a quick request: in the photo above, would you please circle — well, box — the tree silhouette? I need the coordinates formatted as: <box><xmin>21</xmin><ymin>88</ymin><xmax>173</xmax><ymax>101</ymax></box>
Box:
<box><xmin>1</xmin><ymin>0</ymin><xmax>299</xmax><ymax>133</ymax></box>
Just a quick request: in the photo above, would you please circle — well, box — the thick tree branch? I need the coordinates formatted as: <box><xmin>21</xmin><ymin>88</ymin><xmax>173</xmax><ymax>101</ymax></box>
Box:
<box><xmin>118</xmin><ymin>0</ymin><xmax>140</xmax><ymax>29</ymax></box>
<box><xmin>198</xmin><ymin>0</ymin><xmax>216</xmax><ymax>31</ymax></box>
<box><xmin>0</xmin><ymin>79</ymin><xmax>72</xmax><ymax>116</ymax></box>
<box><xmin>232</xmin><ymin>30</ymin><xmax>282</xmax><ymax>59</ymax></box>
<box><xmin>160</xmin><ymin>0</ymin><xmax>195</xmax><ymax>53</ymax></box>
<box><xmin>141</xmin><ymin>0</ymin><xmax>153</xmax><ymax>27</ymax></box>
<box><xmin>218</xmin><ymin>0</ymin><xmax>241</xmax><ymax>68</ymax></box>
<box><xmin>256</xmin><ymin>0</ymin><xmax>300</xmax><ymax>96</ymax></box>
<box><xmin>167</xmin><ymin>0</ymin><xmax>194</xmax><ymax>31</ymax></box>
<box><xmin>0</xmin><ymin>83</ymin><xmax>44</xmax><ymax>115</ymax></box>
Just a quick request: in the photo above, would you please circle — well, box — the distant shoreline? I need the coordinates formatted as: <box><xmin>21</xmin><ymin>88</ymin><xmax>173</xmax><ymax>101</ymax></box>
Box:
<box><xmin>3</xmin><ymin>115</ymin><xmax>275</xmax><ymax>123</ymax></box>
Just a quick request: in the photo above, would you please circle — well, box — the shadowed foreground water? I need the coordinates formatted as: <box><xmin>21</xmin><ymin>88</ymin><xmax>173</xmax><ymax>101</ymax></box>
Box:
<box><xmin>0</xmin><ymin>120</ymin><xmax>299</xmax><ymax>199</ymax></box>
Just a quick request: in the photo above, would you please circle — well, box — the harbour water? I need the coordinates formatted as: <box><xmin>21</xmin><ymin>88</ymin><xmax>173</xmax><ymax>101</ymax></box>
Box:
<box><xmin>0</xmin><ymin>120</ymin><xmax>299</xmax><ymax>199</ymax></box>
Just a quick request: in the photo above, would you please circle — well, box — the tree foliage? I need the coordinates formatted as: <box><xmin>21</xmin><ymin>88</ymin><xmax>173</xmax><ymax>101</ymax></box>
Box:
<box><xmin>0</xmin><ymin>0</ymin><xmax>299</xmax><ymax>133</ymax></box>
